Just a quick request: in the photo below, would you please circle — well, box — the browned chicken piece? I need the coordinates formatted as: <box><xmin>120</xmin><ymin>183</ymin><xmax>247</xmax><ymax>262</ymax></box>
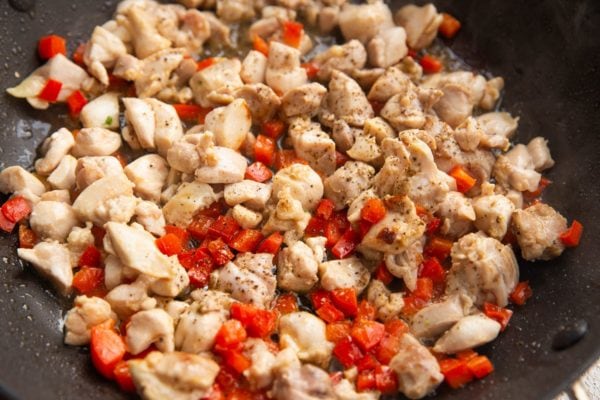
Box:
<box><xmin>394</xmin><ymin>3</ymin><xmax>442</xmax><ymax>50</ymax></box>
<box><xmin>511</xmin><ymin>203</ymin><xmax>567</xmax><ymax>260</ymax></box>
<box><xmin>338</xmin><ymin>2</ymin><xmax>394</xmax><ymax>44</ymax></box>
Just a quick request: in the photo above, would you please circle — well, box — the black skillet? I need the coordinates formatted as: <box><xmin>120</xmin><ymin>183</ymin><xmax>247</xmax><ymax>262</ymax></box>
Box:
<box><xmin>0</xmin><ymin>0</ymin><xmax>599</xmax><ymax>399</ymax></box>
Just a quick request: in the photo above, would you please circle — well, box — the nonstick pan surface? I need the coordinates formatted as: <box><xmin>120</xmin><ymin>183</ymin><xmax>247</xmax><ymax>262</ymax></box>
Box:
<box><xmin>0</xmin><ymin>0</ymin><xmax>599</xmax><ymax>399</ymax></box>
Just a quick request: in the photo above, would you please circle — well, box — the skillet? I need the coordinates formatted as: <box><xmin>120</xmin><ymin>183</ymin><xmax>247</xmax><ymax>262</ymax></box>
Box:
<box><xmin>0</xmin><ymin>0</ymin><xmax>599</xmax><ymax>399</ymax></box>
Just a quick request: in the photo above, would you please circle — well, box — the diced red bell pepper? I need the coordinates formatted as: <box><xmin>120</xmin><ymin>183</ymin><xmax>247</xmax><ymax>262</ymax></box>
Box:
<box><xmin>156</xmin><ymin>233</ymin><xmax>184</xmax><ymax>256</ymax></box>
<box><xmin>273</xmin><ymin>293</ymin><xmax>298</xmax><ymax>315</ymax></box>
<box><xmin>326</xmin><ymin>320</ymin><xmax>352</xmax><ymax>344</ymax></box>
<box><xmin>254</xmin><ymin>135</ymin><xmax>276</xmax><ymax>166</ymax></box>
<box><xmin>374</xmin><ymin>262</ymin><xmax>394</xmax><ymax>285</ymax></box>
<box><xmin>73</xmin><ymin>267</ymin><xmax>105</xmax><ymax>296</ymax></box>
<box><xmin>188</xmin><ymin>214</ymin><xmax>215</xmax><ymax>241</ymax></box>
<box><xmin>466</xmin><ymin>355</ymin><xmax>494</xmax><ymax>379</ymax></box>
<box><xmin>333</xmin><ymin>336</ymin><xmax>364</xmax><ymax>368</ymax></box>
<box><xmin>72</xmin><ymin>42</ymin><xmax>86</xmax><ymax>66</ymax></box>
<box><xmin>90</xmin><ymin>323</ymin><xmax>126</xmax><ymax>380</ymax></box>
<box><xmin>315</xmin><ymin>199</ymin><xmax>335</xmax><ymax>220</ymax></box>
<box><xmin>385</xmin><ymin>319</ymin><xmax>409</xmax><ymax>337</ymax></box>
<box><xmin>262</xmin><ymin>120</ymin><xmax>285</xmax><ymax>139</ymax></box>
<box><xmin>255</xmin><ymin>232</ymin><xmax>283</xmax><ymax>255</ymax></box>
<box><xmin>202</xmin><ymin>384</ymin><xmax>224</xmax><ymax>400</ymax></box>
<box><xmin>79</xmin><ymin>245</ymin><xmax>102</xmax><ymax>268</ymax></box>
<box><xmin>331</xmin><ymin>288</ymin><xmax>358</xmax><ymax>318</ymax></box>
<box><xmin>273</xmin><ymin>149</ymin><xmax>307</xmax><ymax>170</ymax></box>
<box><xmin>401</xmin><ymin>295</ymin><xmax>427</xmax><ymax>316</ymax></box>
<box><xmin>66</xmin><ymin>90</ymin><xmax>87</xmax><ymax>118</ymax></box>
<box><xmin>483</xmin><ymin>302</ymin><xmax>513</xmax><ymax>331</ymax></box>
<box><xmin>301</xmin><ymin>62</ymin><xmax>320</xmax><ymax>80</ymax></box>
<box><xmin>209</xmin><ymin>216</ymin><xmax>241</xmax><ymax>244</ymax></box>
<box><xmin>245</xmin><ymin>162</ymin><xmax>273</xmax><ymax>183</ymax></box>
<box><xmin>335</xmin><ymin>150</ymin><xmax>349</xmax><ymax>167</ymax></box>
<box><xmin>38</xmin><ymin>79</ymin><xmax>62</xmax><ymax>102</ymax></box>
<box><xmin>356</xmin><ymin>354</ymin><xmax>379</xmax><ymax>372</ymax></box>
<box><xmin>374</xmin><ymin>365</ymin><xmax>398</xmax><ymax>394</ymax></box>
<box><xmin>419</xmin><ymin>258</ymin><xmax>446</xmax><ymax>284</ymax></box>
<box><xmin>113</xmin><ymin>360</ymin><xmax>136</xmax><ymax>393</ymax></box>
<box><xmin>351</xmin><ymin>320</ymin><xmax>386</xmax><ymax>352</ymax></box>
<box><xmin>222</xmin><ymin>350</ymin><xmax>252</xmax><ymax>374</ymax></box>
<box><xmin>456</xmin><ymin>349</ymin><xmax>478</xmax><ymax>361</ymax></box>
<box><xmin>510</xmin><ymin>281</ymin><xmax>533</xmax><ymax>306</ymax></box>
<box><xmin>173</xmin><ymin>103</ymin><xmax>202</xmax><ymax>120</ymax></box>
<box><xmin>361</xmin><ymin>198</ymin><xmax>386</xmax><ymax>224</ymax></box>
<box><xmin>424</xmin><ymin>236</ymin><xmax>453</xmax><ymax>260</ymax></box>
<box><xmin>18</xmin><ymin>224</ymin><xmax>37</xmax><ymax>248</ymax></box>
<box><xmin>426</xmin><ymin>217</ymin><xmax>442</xmax><ymax>236</ymax></box>
<box><xmin>439</xmin><ymin>358</ymin><xmax>474</xmax><ymax>389</ymax></box>
<box><xmin>230</xmin><ymin>303</ymin><xmax>277</xmax><ymax>338</ymax></box>
<box><xmin>310</xmin><ymin>289</ymin><xmax>332</xmax><ymax>310</ymax></box>
<box><xmin>229</xmin><ymin>229</ymin><xmax>264</xmax><ymax>253</ymax></box>
<box><xmin>356</xmin><ymin>300</ymin><xmax>376</xmax><ymax>321</ymax></box>
<box><xmin>374</xmin><ymin>333</ymin><xmax>401</xmax><ymax>365</ymax></box>
<box><xmin>560</xmin><ymin>220</ymin><xmax>583</xmax><ymax>247</ymax></box>
<box><xmin>525</xmin><ymin>177</ymin><xmax>551</xmax><ymax>198</ymax></box>
<box><xmin>412</xmin><ymin>277</ymin><xmax>434</xmax><ymax>302</ymax></box>
<box><xmin>449</xmin><ymin>165</ymin><xmax>477</xmax><ymax>193</ymax></box>
<box><xmin>1</xmin><ymin>196</ymin><xmax>32</xmax><ymax>223</ymax></box>
<box><xmin>282</xmin><ymin>20</ymin><xmax>303</xmax><ymax>48</ymax></box>
<box><xmin>197</xmin><ymin>57</ymin><xmax>216</xmax><ymax>71</ymax></box>
<box><xmin>420</xmin><ymin>54</ymin><xmax>443</xmax><ymax>74</ymax></box>
<box><xmin>164</xmin><ymin>225</ymin><xmax>190</xmax><ymax>246</ymax></box>
<box><xmin>325</xmin><ymin>219</ymin><xmax>346</xmax><ymax>248</ymax></box>
<box><xmin>38</xmin><ymin>34</ymin><xmax>66</xmax><ymax>60</ymax></box>
<box><xmin>305</xmin><ymin>216</ymin><xmax>327</xmax><ymax>237</ymax></box>
<box><xmin>0</xmin><ymin>212</ymin><xmax>16</xmax><ymax>233</ymax></box>
<box><xmin>252</xmin><ymin>35</ymin><xmax>269</xmax><ymax>56</ymax></box>
<box><xmin>316</xmin><ymin>302</ymin><xmax>345</xmax><ymax>323</ymax></box>
<box><xmin>331</xmin><ymin>227</ymin><xmax>360</xmax><ymax>259</ymax></box>
<box><xmin>439</xmin><ymin>13</ymin><xmax>461</xmax><ymax>39</ymax></box>
<box><xmin>356</xmin><ymin>369</ymin><xmax>376</xmax><ymax>392</ymax></box>
<box><xmin>214</xmin><ymin>320</ymin><xmax>247</xmax><ymax>352</ymax></box>
<box><xmin>187</xmin><ymin>250</ymin><xmax>215</xmax><ymax>288</ymax></box>
<box><xmin>208</xmin><ymin>238</ymin><xmax>235</xmax><ymax>266</ymax></box>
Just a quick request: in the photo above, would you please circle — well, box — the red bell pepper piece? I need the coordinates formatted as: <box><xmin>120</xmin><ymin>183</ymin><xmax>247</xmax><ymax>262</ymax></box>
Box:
<box><xmin>483</xmin><ymin>302</ymin><xmax>513</xmax><ymax>331</ymax></box>
<box><xmin>301</xmin><ymin>62</ymin><xmax>320</xmax><ymax>80</ymax></box>
<box><xmin>439</xmin><ymin>13</ymin><xmax>462</xmax><ymax>39</ymax></box>
<box><xmin>374</xmin><ymin>365</ymin><xmax>398</xmax><ymax>394</ymax></box>
<box><xmin>245</xmin><ymin>161</ymin><xmax>273</xmax><ymax>183</ymax></box>
<box><xmin>262</xmin><ymin>120</ymin><xmax>285</xmax><ymax>139</ymax></box>
<box><xmin>164</xmin><ymin>225</ymin><xmax>190</xmax><ymax>246</ymax></box>
<box><xmin>90</xmin><ymin>323</ymin><xmax>126</xmax><ymax>380</ymax></box>
<box><xmin>331</xmin><ymin>227</ymin><xmax>360</xmax><ymax>259</ymax></box>
<box><xmin>316</xmin><ymin>301</ymin><xmax>345</xmax><ymax>323</ymax></box>
<box><xmin>66</xmin><ymin>90</ymin><xmax>87</xmax><ymax>118</ymax></box>
<box><xmin>254</xmin><ymin>135</ymin><xmax>276</xmax><ymax>166</ymax></box>
<box><xmin>255</xmin><ymin>232</ymin><xmax>284</xmax><ymax>255</ymax></box>
<box><xmin>197</xmin><ymin>57</ymin><xmax>216</xmax><ymax>71</ymax></box>
<box><xmin>214</xmin><ymin>319</ymin><xmax>247</xmax><ymax>352</ymax></box>
<box><xmin>351</xmin><ymin>320</ymin><xmax>386</xmax><ymax>352</ymax></box>
<box><xmin>439</xmin><ymin>358</ymin><xmax>474</xmax><ymax>389</ymax></box>
<box><xmin>326</xmin><ymin>320</ymin><xmax>352</xmax><ymax>344</ymax></box>
<box><xmin>229</xmin><ymin>229</ymin><xmax>264</xmax><ymax>253</ymax></box>
<box><xmin>252</xmin><ymin>35</ymin><xmax>269</xmax><ymax>56</ymax></box>
<box><xmin>230</xmin><ymin>303</ymin><xmax>277</xmax><ymax>338</ymax></box>
<box><xmin>374</xmin><ymin>262</ymin><xmax>394</xmax><ymax>285</ymax></box>
<box><xmin>1</xmin><ymin>196</ymin><xmax>32</xmax><ymax>223</ymax></box>
<box><xmin>310</xmin><ymin>289</ymin><xmax>332</xmax><ymax>310</ymax></box>
<box><xmin>155</xmin><ymin>233</ymin><xmax>184</xmax><ymax>256</ymax></box>
<box><xmin>38</xmin><ymin>34</ymin><xmax>66</xmax><ymax>60</ymax></box>
<box><xmin>466</xmin><ymin>355</ymin><xmax>494</xmax><ymax>379</ymax></box>
<box><xmin>38</xmin><ymin>79</ymin><xmax>62</xmax><ymax>102</ymax></box>
<box><xmin>208</xmin><ymin>215</ymin><xmax>241</xmax><ymax>244</ymax></box>
<box><xmin>412</xmin><ymin>277</ymin><xmax>434</xmax><ymax>302</ymax></box>
<box><xmin>449</xmin><ymin>165</ymin><xmax>477</xmax><ymax>193</ymax></box>
<box><xmin>221</xmin><ymin>350</ymin><xmax>251</xmax><ymax>374</ymax></box>
<box><xmin>356</xmin><ymin>370</ymin><xmax>376</xmax><ymax>392</ymax></box>
<box><xmin>273</xmin><ymin>293</ymin><xmax>298</xmax><ymax>315</ymax></box>
<box><xmin>273</xmin><ymin>149</ymin><xmax>307</xmax><ymax>170</ymax></box>
<box><xmin>420</xmin><ymin>54</ymin><xmax>443</xmax><ymax>74</ymax></box>
<box><xmin>373</xmin><ymin>333</ymin><xmax>402</xmax><ymax>365</ymax></box>
<box><xmin>331</xmin><ymin>288</ymin><xmax>358</xmax><ymax>318</ymax></box>
<box><xmin>560</xmin><ymin>220</ymin><xmax>583</xmax><ymax>247</ymax></box>
<box><xmin>356</xmin><ymin>300</ymin><xmax>376</xmax><ymax>321</ymax></box>
<box><xmin>207</xmin><ymin>238</ymin><xmax>235</xmax><ymax>266</ymax></box>
<box><xmin>360</xmin><ymin>198</ymin><xmax>386</xmax><ymax>224</ymax></box>
<box><xmin>73</xmin><ymin>267</ymin><xmax>105</xmax><ymax>296</ymax></box>
<box><xmin>315</xmin><ymin>199</ymin><xmax>335</xmax><ymax>220</ymax></box>
<box><xmin>18</xmin><ymin>224</ymin><xmax>37</xmax><ymax>248</ymax></box>
<box><xmin>419</xmin><ymin>257</ymin><xmax>446</xmax><ymax>284</ymax></box>
<box><xmin>335</xmin><ymin>150</ymin><xmax>349</xmax><ymax>167</ymax></box>
<box><xmin>79</xmin><ymin>245</ymin><xmax>102</xmax><ymax>267</ymax></box>
<box><xmin>333</xmin><ymin>336</ymin><xmax>364</xmax><ymax>368</ymax></box>
<box><xmin>424</xmin><ymin>236</ymin><xmax>453</xmax><ymax>260</ymax></box>
<box><xmin>188</xmin><ymin>214</ymin><xmax>215</xmax><ymax>241</ymax></box>
<box><xmin>282</xmin><ymin>20</ymin><xmax>303</xmax><ymax>48</ymax></box>
<box><xmin>186</xmin><ymin>250</ymin><xmax>215</xmax><ymax>288</ymax></box>
<box><xmin>113</xmin><ymin>360</ymin><xmax>136</xmax><ymax>393</ymax></box>
<box><xmin>510</xmin><ymin>281</ymin><xmax>533</xmax><ymax>306</ymax></box>
<box><xmin>72</xmin><ymin>43</ymin><xmax>86</xmax><ymax>66</ymax></box>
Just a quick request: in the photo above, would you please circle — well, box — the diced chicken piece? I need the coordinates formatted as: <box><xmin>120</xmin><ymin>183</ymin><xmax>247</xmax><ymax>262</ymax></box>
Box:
<box><xmin>319</xmin><ymin>257</ymin><xmax>370</xmax><ymax>293</ymax></box>
<box><xmin>248</xmin><ymin>17</ymin><xmax>280</xmax><ymax>41</ymax></box>
<box><xmin>129</xmin><ymin>351</ymin><xmax>219</xmax><ymax>400</ymax></box>
<box><xmin>72</xmin><ymin>174</ymin><xmax>135</xmax><ymax>226</ymax></box>
<box><xmin>0</xmin><ymin>166</ymin><xmax>46</xmax><ymax>198</ymax></box>
<box><xmin>64</xmin><ymin>296</ymin><xmax>117</xmax><ymax>346</ymax></box>
<box><xmin>331</xmin><ymin>119</ymin><xmax>358</xmax><ymax>153</ymax></box>
<box><xmin>325</xmin><ymin>71</ymin><xmax>373</xmax><ymax>127</ymax></box>
<box><xmin>104</xmin><ymin>254</ymin><xmax>126</xmax><ymax>291</ymax></box>
<box><xmin>362</xmin><ymin>197</ymin><xmax>426</xmax><ymax>255</ymax></box>
<box><xmin>83</xmin><ymin>26</ymin><xmax>128</xmax><ymax>84</ymax></box>
<box><xmin>367</xmin><ymin>27</ymin><xmax>408</xmax><ymax>68</ymax></box>
<box><xmin>148</xmin><ymin>259</ymin><xmax>188</xmax><ymax>297</ymax></box>
<box><xmin>281</xmin><ymin>83</ymin><xmax>327</xmax><ymax>118</ymax></box>
<box><xmin>135</xmin><ymin>200</ymin><xmax>167</xmax><ymax>236</ymax></box>
<box><xmin>189</xmin><ymin>289</ymin><xmax>235</xmax><ymax>313</ymax></box>
<box><xmin>224</xmin><ymin>180</ymin><xmax>272</xmax><ymax>210</ymax></box>
<box><xmin>475</xmin><ymin>112</ymin><xmax>518</xmax><ymax>148</ymax></box>
<box><xmin>75</xmin><ymin>156</ymin><xmax>123</xmax><ymax>190</ymax></box>
<box><xmin>125</xmin><ymin>4</ymin><xmax>171</xmax><ymax>59</ymax></box>
<box><xmin>350</xmin><ymin>67</ymin><xmax>386</xmax><ymax>91</ymax></box>
<box><xmin>7</xmin><ymin>54</ymin><xmax>91</xmax><ymax>109</ymax></box>
<box><xmin>265</xmin><ymin>42</ymin><xmax>307</xmax><ymax>94</ymax></box>
<box><xmin>175</xmin><ymin>303</ymin><xmax>227</xmax><ymax>353</ymax></box>
<box><xmin>384</xmin><ymin>238</ymin><xmax>424</xmax><ymax>291</ymax></box>
<box><xmin>279</xmin><ymin>311</ymin><xmax>334</xmax><ymax>367</ymax></box>
<box><xmin>437</xmin><ymin>192</ymin><xmax>476</xmax><ymax>239</ymax></box>
<box><xmin>105</xmin><ymin>279</ymin><xmax>157</xmax><ymax>318</ymax></box>
<box><xmin>511</xmin><ymin>203</ymin><xmax>567</xmax><ymax>261</ymax></box>
<box><xmin>18</xmin><ymin>242</ymin><xmax>73</xmax><ymax>295</ymax></box>
<box><xmin>166</xmin><ymin>134</ymin><xmax>204</xmax><ymax>174</ymax></box>
<box><xmin>347</xmin><ymin>189</ymin><xmax>377</xmax><ymax>224</ymax></box>
<box><xmin>433</xmin><ymin>314</ymin><xmax>501</xmax><ymax>354</ymax></box>
<box><xmin>446</xmin><ymin>233</ymin><xmax>519</xmax><ymax>307</ymax></box>
<box><xmin>233</xmin><ymin>83</ymin><xmax>281</xmax><ymax>124</ymax></box>
<box><xmin>493</xmin><ymin>144</ymin><xmax>542</xmax><ymax>192</ymax></box>
<box><xmin>398</xmin><ymin>56</ymin><xmax>423</xmax><ymax>82</ymax></box>
<box><xmin>211</xmin><ymin>253</ymin><xmax>276</xmax><ymax>307</ymax></box>
<box><xmin>80</xmin><ymin>93</ymin><xmax>120</xmax><ymax>130</ymax></box>
<box><xmin>146</xmin><ymin>98</ymin><xmax>184</xmax><ymax>157</ymax></box>
<box><xmin>162</xmin><ymin>182</ymin><xmax>216</xmax><ymax>227</ymax></box>
<box><xmin>334</xmin><ymin>379</ymin><xmax>378</xmax><ymax>400</ymax></box>
<box><xmin>113</xmin><ymin>53</ymin><xmax>142</xmax><ymax>81</ymax></box>
<box><xmin>473</xmin><ymin>186</ymin><xmax>515</xmax><ymax>240</ymax></box>
<box><xmin>48</xmin><ymin>155</ymin><xmax>77</xmax><ymax>190</ymax></box>
<box><xmin>195</xmin><ymin>146</ymin><xmax>247</xmax><ymax>184</ymax></box>
<box><xmin>216</xmin><ymin>0</ymin><xmax>255</xmax><ymax>22</ymax></box>
<box><xmin>313</xmin><ymin>40</ymin><xmax>367</xmax><ymax>81</ymax></box>
<box><xmin>338</xmin><ymin>2</ymin><xmax>394</xmax><ymax>44</ymax></box>
<box><xmin>40</xmin><ymin>189</ymin><xmax>71</xmax><ymax>203</ymax></box>
<box><xmin>29</xmin><ymin>201</ymin><xmax>78</xmax><ymax>242</ymax></box>
<box><xmin>480</xmin><ymin>77</ymin><xmax>504</xmax><ymax>110</ymax></box>
<box><xmin>364</xmin><ymin>117</ymin><xmax>395</xmax><ymax>145</ymax></box>
<box><xmin>135</xmin><ymin>48</ymin><xmax>186</xmax><ymax>99</ymax></box>
<box><xmin>241</xmin><ymin>50</ymin><xmax>268</xmax><ymax>84</ymax></box>
<box><xmin>159</xmin><ymin>300</ymin><xmax>189</xmax><ymax>323</ymax></box>
<box><xmin>190</xmin><ymin>58</ymin><xmax>243</xmax><ymax>107</ymax></box>
<box><xmin>262</xmin><ymin>189</ymin><xmax>311</xmax><ymax>235</ymax></box>
<box><xmin>394</xmin><ymin>4</ymin><xmax>443</xmax><ymax>50</ymax></box>
<box><xmin>277</xmin><ymin>239</ymin><xmax>321</xmax><ymax>293</ymax></box>
<box><xmin>232</xmin><ymin>204</ymin><xmax>263</xmax><ymax>229</ymax></box>
<box><xmin>411</xmin><ymin>294</ymin><xmax>472</xmax><ymax>339</ymax></box>
<box><xmin>346</xmin><ymin>132</ymin><xmax>382</xmax><ymax>165</ymax></box>
<box><xmin>389</xmin><ymin>333</ymin><xmax>444</xmax><ymax>399</ymax></box>
<box><xmin>126</xmin><ymin>308</ymin><xmax>175</xmax><ymax>355</ymax></box>
<box><xmin>422</xmin><ymin>71</ymin><xmax>487</xmax><ymax>107</ymax></box>
<box><xmin>243</xmin><ymin>338</ymin><xmax>277</xmax><ymax>389</ymax></box>
<box><xmin>204</xmin><ymin>99</ymin><xmax>252</xmax><ymax>150</ymax></box>
<box><xmin>124</xmin><ymin>154</ymin><xmax>169</xmax><ymax>202</ymax></box>
<box><xmin>272</xmin><ymin>163</ymin><xmax>324</xmax><ymax>211</ymax></box>
<box><xmin>527</xmin><ymin>137</ymin><xmax>555</xmax><ymax>172</ymax></box>
<box><xmin>123</xmin><ymin>97</ymin><xmax>156</xmax><ymax>150</ymax></box>
<box><xmin>198</xmin><ymin>10</ymin><xmax>230</xmax><ymax>45</ymax></box>
<box><xmin>366</xmin><ymin>280</ymin><xmax>404</xmax><ymax>322</ymax></box>
<box><xmin>318</xmin><ymin>6</ymin><xmax>340</xmax><ymax>34</ymax></box>
<box><xmin>71</xmin><ymin>127</ymin><xmax>122</xmax><ymax>158</ymax></box>
<box><xmin>165</xmin><ymin>9</ymin><xmax>211</xmax><ymax>55</ymax></box>
<box><xmin>66</xmin><ymin>223</ymin><xmax>95</xmax><ymax>266</ymax></box>
<box><xmin>272</xmin><ymin>363</ymin><xmax>335</xmax><ymax>400</ymax></box>
<box><xmin>433</xmin><ymin>83</ymin><xmax>473</xmax><ymax>128</ymax></box>
<box><xmin>367</xmin><ymin>66</ymin><xmax>412</xmax><ymax>103</ymax></box>
<box><xmin>324</xmin><ymin>161</ymin><xmax>374</xmax><ymax>210</ymax></box>
<box><xmin>34</xmin><ymin>128</ymin><xmax>75</xmax><ymax>176</ymax></box>
<box><xmin>288</xmin><ymin>120</ymin><xmax>336</xmax><ymax>175</ymax></box>
<box><xmin>453</xmin><ymin>117</ymin><xmax>484</xmax><ymax>151</ymax></box>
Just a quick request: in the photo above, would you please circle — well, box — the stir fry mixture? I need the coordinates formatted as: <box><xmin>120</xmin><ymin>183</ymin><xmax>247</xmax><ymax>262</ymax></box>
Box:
<box><xmin>0</xmin><ymin>0</ymin><xmax>585</xmax><ymax>398</ymax></box>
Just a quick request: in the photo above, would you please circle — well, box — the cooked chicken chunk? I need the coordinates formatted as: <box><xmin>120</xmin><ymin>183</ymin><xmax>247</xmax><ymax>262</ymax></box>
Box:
<box><xmin>384</xmin><ymin>238</ymin><xmax>424</xmax><ymax>291</ymax></box>
<box><xmin>493</xmin><ymin>144</ymin><xmax>542</xmax><ymax>192</ymax></box>
<box><xmin>272</xmin><ymin>363</ymin><xmax>335</xmax><ymax>400</ymax></box>
<box><xmin>195</xmin><ymin>146</ymin><xmax>247</xmax><ymax>184</ymax></box>
<box><xmin>527</xmin><ymin>137</ymin><xmax>555</xmax><ymax>172</ymax></box>
<box><xmin>512</xmin><ymin>203</ymin><xmax>567</xmax><ymax>260</ymax></box>
<box><xmin>47</xmin><ymin>155</ymin><xmax>77</xmax><ymax>191</ymax></box>
<box><xmin>279</xmin><ymin>311</ymin><xmax>333</xmax><ymax>367</ymax></box>
<box><xmin>433</xmin><ymin>83</ymin><xmax>473</xmax><ymax>128</ymax></box>
<box><xmin>277</xmin><ymin>239</ymin><xmax>322</xmax><ymax>292</ymax></box>
<box><xmin>18</xmin><ymin>242</ymin><xmax>73</xmax><ymax>295</ymax></box>
<box><xmin>437</xmin><ymin>191</ymin><xmax>476</xmax><ymax>239</ymax></box>
<box><xmin>105</xmin><ymin>279</ymin><xmax>157</xmax><ymax>319</ymax></box>
<box><xmin>313</xmin><ymin>40</ymin><xmax>367</xmax><ymax>81</ymax></box>
<box><xmin>242</xmin><ymin>338</ymin><xmax>277</xmax><ymax>389</ymax></box>
<box><xmin>411</xmin><ymin>294</ymin><xmax>472</xmax><ymax>339</ymax></box>
<box><xmin>367</xmin><ymin>27</ymin><xmax>408</xmax><ymax>68</ymax></box>
<box><xmin>29</xmin><ymin>201</ymin><xmax>78</xmax><ymax>242</ymax></box>
<box><xmin>272</xmin><ymin>164</ymin><xmax>324</xmax><ymax>211</ymax></box>
<box><xmin>366</xmin><ymin>280</ymin><xmax>405</xmax><ymax>322</ymax></box>
<box><xmin>389</xmin><ymin>333</ymin><xmax>444</xmax><ymax>399</ymax></box>
<box><xmin>394</xmin><ymin>3</ymin><xmax>442</xmax><ymax>50</ymax></box>
<box><xmin>224</xmin><ymin>180</ymin><xmax>272</xmax><ymax>210</ymax></box>
<box><xmin>72</xmin><ymin>174</ymin><xmax>135</xmax><ymax>226</ymax></box>
<box><xmin>123</xmin><ymin>97</ymin><xmax>157</xmax><ymax>151</ymax></box>
<box><xmin>324</xmin><ymin>161</ymin><xmax>375</xmax><ymax>210</ymax></box>
<box><xmin>135</xmin><ymin>49</ymin><xmax>187</xmax><ymax>100</ymax></box>
<box><xmin>124</xmin><ymin>154</ymin><xmax>169</xmax><ymax>203</ymax></box>
<box><xmin>0</xmin><ymin>166</ymin><xmax>46</xmax><ymax>198</ymax></box>
<box><xmin>232</xmin><ymin>204</ymin><xmax>263</xmax><ymax>229</ymax></box>
<box><xmin>281</xmin><ymin>83</ymin><xmax>327</xmax><ymax>118</ymax></box>
<box><xmin>134</xmin><ymin>200</ymin><xmax>167</xmax><ymax>236</ymax></box>
<box><xmin>241</xmin><ymin>50</ymin><xmax>268</xmax><ymax>84</ymax></box>
<box><xmin>446</xmin><ymin>233</ymin><xmax>519</xmax><ymax>307</ymax></box>
<box><xmin>288</xmin><ymin>120</ymin><xmax>336</xmax><ymax>175</ymax></box>
<box><xmin>190</xmin><ymin>58</ymin><xmax>244</xmax><ymax>107</ymax></box>
<box><xmin>80</xmin><ymin>92</ymin><xmax>120</xmax><ymax>130</ymax></box>
<box><xmin>162</xmin><ymin>182</ymin><xmax>217</xmax><ymax>227</ymax></box>
<box><xmin>262</xmin><ymin>189</ymin><xmax>311</xmax><ymax>235</ymax></box>
<box><xmin>338</xmin><ymin>2</ymin><xmax>394</xmax><ymax>44</ymax></box>
<box><xmin>75</xmin><ymin>156</ymin><xmax>124</xmax><ymax>190</ymax></box>
<box><xmin>64</xmin><ymin>296</ymin><xmax>117</xmax><ymax>346</ymax></box>
<box><xmin>475</xmin><ymin>112</ymin><xmax>518</xmax><ymax>149</ymax></box>
<box><xmin>325</xmin><ymin>71</ymin><xmax>374</xmax><ymax>127</ymax></box>
<box><xmin>265</xmin><ymin>42</ymin><xmax>307</xmax><ymax>95</ymax></box>
<box><xmin>433</xmin><ymin>314</ymin><xmax>501</xmax><ymax>354</ymax></box>
<box><xmin>129</xmin><ymin>351</ymin><xmax>219</xmax><ymax>400</ymax></box>
<box><xmin>175</xmin><ymin>303</ymin><xmax>226</xmax><ymax>353</ymax></box>
<box><xmin>204</xmin><ymin>99</ymin><xmax>252</xmax><ymax>150</ymax></box>
<box><xmin>319</xmin><ymin>257</ymin><xmax>370</xmax><ymax>294</ymax></box>
<box><xmin>34</xmin><ymin>128</ymin><xmax>75</xmax><ymax>176</ymax></box>
<box><xmin>233</xmin><ymin>83</ymin><xmax>281</xmax><ymax>124</ymax></box>
<box><xmin>71</xmin><ymin>128</ymin><xmax>122</xmax><ymax>157</ymax></box>
<box><xmin>473</xmin><ymin>186</ymin><xmax>515</xmax><ymax>240</ymax></box>
<box><xmin>146</xmin><ymin>98</ymin><xmax>184</xmax><ymax>157</ymax></box>
<box><xmin>126</xmin><ymin>308</ymin><xmax>175</xmax><ymax>355</ymax></box>
<box><xmin>368</xmin><ymin>66</ymin><xmax>415</xmax><ymax>103</ymax></box>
